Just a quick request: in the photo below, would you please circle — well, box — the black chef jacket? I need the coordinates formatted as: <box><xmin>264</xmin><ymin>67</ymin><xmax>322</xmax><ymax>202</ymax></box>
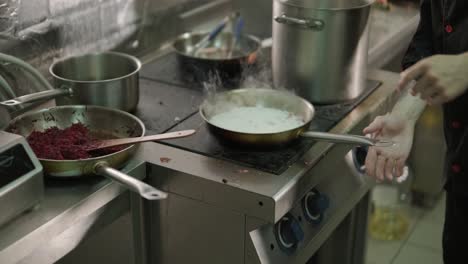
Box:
<box><xmin>402</xmin><ymin>0</ymin><xmax>468</xmax><ymax>195</ymax></box>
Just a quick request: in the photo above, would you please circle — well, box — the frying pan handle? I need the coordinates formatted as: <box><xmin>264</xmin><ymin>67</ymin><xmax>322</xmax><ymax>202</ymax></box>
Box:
<box><xmin>301</xmin><ymin>131</ymin><xmax>394</xmax><ymax>147</ymax></box>
<box><xmin>94</xmin><ymin>162</ymin><xmax>168</xmax><ymax>201</ymax></box>
<box><xmin>0</xmin><ymin>87</ymin><xmax>72</xmax><ymax>107</ymax></box>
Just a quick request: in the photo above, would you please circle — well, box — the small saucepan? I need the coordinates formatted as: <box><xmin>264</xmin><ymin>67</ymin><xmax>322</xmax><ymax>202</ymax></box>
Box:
<box><xmin>7</xmin><ymin>105</ymin><xmax>168</xmax><ymax>200</ymax></box>
<box><xmin>172</xmin><ymin>32</ymin><xmax>262</xmax><ymax>87</ymax></box>
<box><xmin>1</xmin><ymin>52</ymin><xmax>141</xmax><ymax>112</ymax></box>
<box><xmin>200</xmin><ymin>88</ymin><xmax>393</xmax><ymax>148</ymax></box>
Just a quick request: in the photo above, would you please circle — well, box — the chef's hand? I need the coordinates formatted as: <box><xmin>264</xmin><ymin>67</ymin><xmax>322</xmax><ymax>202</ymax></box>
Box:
<box><xmin>399</xmin><ymin>53</ymin><xmax>468</xmax><ymax>105</ymax></box>
<box><xmin>362</xmin><ymin>113</ymin><xmax>415</xmax><ymax>181</ymax></box>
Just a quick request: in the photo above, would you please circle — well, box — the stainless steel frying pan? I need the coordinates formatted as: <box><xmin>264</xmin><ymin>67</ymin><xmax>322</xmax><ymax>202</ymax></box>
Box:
<box><xmin>7</xmin><ymin>105</ymin><xmax>167</xmax><ymax>200</ymax></box>
<box><xmin>199</xmin><ymin>88</ymin><xmax>392</xmax><ymax>147</ymax></box>
<box><xmin>172</xmin><ymin>32</ymin><xmax>261</xmax><ymax>87</ymax></box>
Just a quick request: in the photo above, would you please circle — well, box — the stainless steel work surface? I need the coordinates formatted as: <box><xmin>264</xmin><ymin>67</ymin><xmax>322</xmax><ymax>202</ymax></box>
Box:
<box><xmin>0</xmin><ymin>159</ymin><xmax>145</xmax><ymax>263</ymax></box>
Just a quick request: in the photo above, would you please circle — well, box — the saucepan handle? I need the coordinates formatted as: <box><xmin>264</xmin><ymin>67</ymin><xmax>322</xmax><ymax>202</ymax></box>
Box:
<box><xmin>300</xmin><ymin>131</ymin><xmax>394</xmax><ymax>147</ymax></box>
<box><xmin>0</xmin><ymin>87</ymin><xmax>72</xmax><ymax>107</ymax></box>
<box><xmin>94</xmin><ymin>162</ymin><xmax>168</xmax><ymax>201</ymax></box>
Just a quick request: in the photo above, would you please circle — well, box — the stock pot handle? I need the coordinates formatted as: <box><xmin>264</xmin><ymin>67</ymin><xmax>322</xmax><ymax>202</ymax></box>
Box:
<box><xmin>94</xmin><ymin>162</ymin><xmax>168</xmax><ymax>201</ymax></box>
<box><xmin>274</xmin><ymin>13</ymin><xmax>324</xmax><ymax>31</ymax></box>
<box><xmin>0</xmin><ymin>87</ymin><xmax>72</xmax><ymax>107</ymax></box>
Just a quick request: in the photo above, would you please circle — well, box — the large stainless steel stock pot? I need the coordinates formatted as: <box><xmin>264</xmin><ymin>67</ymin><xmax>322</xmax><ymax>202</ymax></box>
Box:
<box><xmin>272</xmin><ymin>0</ymin><xmax>374</xmax><ymax>104</ymax></box>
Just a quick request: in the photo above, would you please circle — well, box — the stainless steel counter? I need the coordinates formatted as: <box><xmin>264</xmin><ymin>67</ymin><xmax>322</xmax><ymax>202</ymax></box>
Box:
<box><xmin>0</xmin><ymin>160</ymin><xmax>145</xmax><ymax>264</ymax></box>
<box><xmin>0</xmin><ymin>3</ymin><xmax>420</xmax><ymax>263</ymax></box>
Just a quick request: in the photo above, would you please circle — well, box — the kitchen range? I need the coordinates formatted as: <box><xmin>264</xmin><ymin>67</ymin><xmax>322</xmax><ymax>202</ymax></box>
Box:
<box><xmin>0</xmin><ymin>68</ymin><xmax>400</xmax><ymax>264</ymax></box>
<box><xmin>0</xmin><ymin>0</ymin><xmax>420</xmax><ymax>264</ymax></box>
<box><xmin>125</xmin><ymin>50</ymin><xmax>394</xmax><ymax>264</ymax></box>
<box><xmin>0</xmin><ymin>59</ymin><xmax>401</xmax><ymax>264</ymax></box>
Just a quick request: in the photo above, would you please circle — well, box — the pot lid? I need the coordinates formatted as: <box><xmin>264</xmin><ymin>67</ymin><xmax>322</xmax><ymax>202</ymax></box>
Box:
<box><xmin>277</xmin><ymin>0</ymin><xmax>374</xmax><ymax>10</ymax></box>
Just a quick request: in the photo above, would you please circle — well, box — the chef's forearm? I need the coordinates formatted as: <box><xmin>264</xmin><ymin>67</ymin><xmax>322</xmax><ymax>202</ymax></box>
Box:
<box><xmin>391</xmin><ymin>88</ymin><xmax>426</xmax><ymax>124</ymax></box>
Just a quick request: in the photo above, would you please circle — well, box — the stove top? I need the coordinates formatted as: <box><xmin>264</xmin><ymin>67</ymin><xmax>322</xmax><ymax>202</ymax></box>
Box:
<box><xmin>137</xmin><ymin>53</ymin><xmax>381</xmax><ymax>175</ymax></box>
<box><xmin>134</xmin><ymin>78</ymin><xmax>204</xmax><ymax>134</ymax></box>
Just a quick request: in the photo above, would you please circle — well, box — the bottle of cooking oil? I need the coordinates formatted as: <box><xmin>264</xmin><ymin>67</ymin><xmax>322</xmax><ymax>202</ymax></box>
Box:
<box><xmin>369</xmin><ymin>167</ymin><xmax>412</xmax><ymax>241</ymax></box>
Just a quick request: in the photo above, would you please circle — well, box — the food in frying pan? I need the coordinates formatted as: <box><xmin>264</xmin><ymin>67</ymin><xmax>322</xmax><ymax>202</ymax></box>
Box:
<box><xmin>209</xmin><ymin>106</ymin><xmax>305</xmax><ymax>134</ymax></box>
<box><xmin>26</xmin><ymin>123</ymin><xmax>124</xmax><ymax>160</ymax></box>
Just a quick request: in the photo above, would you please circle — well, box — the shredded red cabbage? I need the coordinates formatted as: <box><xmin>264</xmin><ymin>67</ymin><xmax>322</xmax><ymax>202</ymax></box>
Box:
<box><xmin>27</xmin><ymin>123</ymin><xmax>124</xmax><ymax>160</ymax></box>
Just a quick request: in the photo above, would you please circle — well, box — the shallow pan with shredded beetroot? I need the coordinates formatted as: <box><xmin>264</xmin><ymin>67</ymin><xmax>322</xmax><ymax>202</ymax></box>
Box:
<box><xmin>27</xmin><ymin>123</ymin><xmax>125</xmax><ymax>160</ymax></box>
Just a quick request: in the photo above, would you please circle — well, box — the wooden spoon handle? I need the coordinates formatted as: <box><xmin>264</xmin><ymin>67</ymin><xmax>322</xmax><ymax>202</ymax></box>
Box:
<box><xmin>87</xmin><ymin>129</ymin><xmax>196</xmax><ymax>151</ymax></box>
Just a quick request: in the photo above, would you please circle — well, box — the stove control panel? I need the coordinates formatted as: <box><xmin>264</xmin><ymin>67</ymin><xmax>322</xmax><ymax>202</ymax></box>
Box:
<box><xmin>301</xmin><ymin>189</ymin><xmax>330</xmax><ymax>224</ymax></box>
<box><xmin>271</xmin><ymin>187</ymin><xmax>330</xmax><ymax>255</ymax></box>
<box><xmin>249</xmin><ymin>147</ymin><xmax>370</xmax><ymax>263</ymax></box>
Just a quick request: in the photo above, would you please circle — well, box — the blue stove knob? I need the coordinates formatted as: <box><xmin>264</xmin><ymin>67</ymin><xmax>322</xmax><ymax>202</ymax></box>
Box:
<box><xmin>302</xmin><ymin>190</ymin><xmax>330</xmax><ymax>224</ymax></box>
<box><xmin>274</xmin><ymin>213</ymin><xmax>304</xmax><ymax>253</ymax></box>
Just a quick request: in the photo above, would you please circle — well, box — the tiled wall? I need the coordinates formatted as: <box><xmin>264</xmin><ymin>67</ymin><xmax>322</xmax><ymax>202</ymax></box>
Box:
<box><xmin>0</xmin><ymin>0</ymin><xmax>220</xmax><ymax>96</ymax></box>
<box><xmin>0</xmin><ymin>0</ymin><xmax>274</xmax><ymax>97</ymax></box>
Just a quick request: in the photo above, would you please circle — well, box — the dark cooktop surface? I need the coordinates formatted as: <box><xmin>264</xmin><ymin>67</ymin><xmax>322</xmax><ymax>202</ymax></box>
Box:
<box><xmin>137</xmin><ymin>53</ymin><xmax>381</xmax><ymax>175</ymax></box>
